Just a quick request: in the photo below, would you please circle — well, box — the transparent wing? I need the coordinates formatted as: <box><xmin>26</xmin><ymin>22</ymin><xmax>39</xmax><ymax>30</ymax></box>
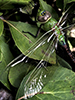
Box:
<box><xmin>57</xmin><ymin>3</ymin><xmax>75</xmax><ymax>27</ymax></box>
<box><xmin>6</xmin><ymin>27</ymin><xmax>55</xmax><ymax>68</ymax></box>
<box><xmin>19</xmin><ymin>33</ymin><xmax>57</xmax><ymax>99</ymax></box>
<box><xmin>4</xmin><ymin>25</ymin><xmax>56</xmax><ymax>99</ymax></box>
<box><xmin>4</xmin><ymin>21</ymin><xmax>74</xmax><ymax>100</ymax></box>
<box><xmin>9</xmin><ymin>24</ymin><xmax>74</xmax><ymax>100</ymax></box>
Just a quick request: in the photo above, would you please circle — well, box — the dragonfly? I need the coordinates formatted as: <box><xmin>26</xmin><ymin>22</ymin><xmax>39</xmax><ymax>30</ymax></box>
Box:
<box><xmin>4</xmin><ymin>1</ymin><xmax>75</xmax><ymax>100</ymax></box>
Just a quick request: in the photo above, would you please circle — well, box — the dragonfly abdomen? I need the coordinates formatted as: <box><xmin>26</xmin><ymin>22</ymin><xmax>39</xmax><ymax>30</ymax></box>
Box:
<box><xmin>63</xmin><ymin>44</ymin><xmax>75</xmax><ymax>63</ymax></box>
<box><xmin>53</xmin><ymin>24</ymin><xmax>75</xmax><ymax>63</ymax></box>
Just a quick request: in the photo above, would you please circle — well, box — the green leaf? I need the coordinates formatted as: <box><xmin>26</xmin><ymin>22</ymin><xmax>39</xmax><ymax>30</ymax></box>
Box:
<box><xmin>0</xmin><ymin>19</ymin><xmax>4</xmax><ymax>36</ymax></box>
<box><xmin>8</xmin><ymin>21</ymin><xmax>56</xmax><ymax>64</ymax></box>
<box><xmin>64</xmin><ymin>0</ymin><xmax>75</xmax><ymax>9</ymax></box>
<box><xmin>8</xmin><ymin>61</ymin><xmax>35</xmax><ymax>88</ymax></box>
<box><xmin>39</xmin><ymin>0</ymin><xmax>59</xmax><ymax>20</ymax></box>
<box><xmin>64</xmin><ymin>0</ymin><xmax>75</xmax><ymax>4</ymax></box>
<box><xmin>0</xmin><ymin>12</ymin><xmax>3</xmax><ymax>16</ymax></box>
<box><xmin>16</xmin><ymin>64</ymin><xmax>75</xmax><ymax>100</ymax></box>
<box><xmin>0</xmin><ymin>35</ymin><xmax>13</xmax><ymax>89</ymax></box>
<box><xmin>16</xmin><ymin>64</ymin><xmax>58</xmax><ymax>100</ymax></box>
<box><xmin>0</xmin><ymin>0</ymin><xmax>31</xmax><ymax>10</ymax></box>
<box><xmin>8</xmin><ymin>21</ymin><xmax>37</xmax><ymax>53</ymax></box>
<box><xmin>57</xmin><ymin>55</ymin><xmax>72</xmax><ymax>69</ymax></box>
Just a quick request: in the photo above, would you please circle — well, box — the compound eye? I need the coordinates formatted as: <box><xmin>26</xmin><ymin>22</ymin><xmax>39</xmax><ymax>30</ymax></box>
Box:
<box><xmin>41</xmin><ymin>10</ymin><xmax>46</xmax><ymax>16</ymax></box>
<box><xmin>38</xmin><ymin>11</ymin><xmax>51</xmax><ymax>22</ymax></box>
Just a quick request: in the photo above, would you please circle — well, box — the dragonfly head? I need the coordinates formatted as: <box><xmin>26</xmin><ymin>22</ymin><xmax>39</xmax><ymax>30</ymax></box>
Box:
<box><xmin>37</xmin><ymin>10</ymin><xmax>52</xmax><ymax>23</ymax></box>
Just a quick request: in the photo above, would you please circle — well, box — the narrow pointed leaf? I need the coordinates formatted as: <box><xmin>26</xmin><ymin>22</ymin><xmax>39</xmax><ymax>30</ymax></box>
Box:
<box><xmin>0</xmin><ymin>19</ymin><xmax>4</xmax><ymax>36</ymax></box>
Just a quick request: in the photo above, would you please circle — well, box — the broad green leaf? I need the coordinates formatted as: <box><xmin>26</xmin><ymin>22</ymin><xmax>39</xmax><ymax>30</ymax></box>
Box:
<box><xmin>0</xmin><ymin>0</ymin><xmax>31</xmax><ymax>10</ymax></box>
<box><xmin>8</xmin><ymin>54</ymin><xmax>72</xmax><ymax>88</ymax></box>
<box><xmin>8</xmin><ymin>21</ymin><xmax>56</xmax><ymax>64</ymax></box>
<box><xmin>0</xmin><ymin>35</ymin><xmax>13</xmax><ymax>89</ymax></box>
<box><xmin>16</xmin><ymin>64</ymin><xmax>75</xmax><ymax>100</ymax></box>
<box><xmin>16</xmin><ymin>64</ymin><xmax>58</xmax><ymax>100</ymax></box>
<box><xmin>8</xmin><ymin>61</ymin><xmax>35</xmax><ymax>88</ymax></box>
<box><xmin>8</xmin><ymin>21</ymin><xmax>38</xmax><ymax>53</ymax></box>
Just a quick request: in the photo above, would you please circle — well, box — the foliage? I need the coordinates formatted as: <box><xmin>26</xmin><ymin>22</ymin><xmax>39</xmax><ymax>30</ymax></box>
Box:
<box><xmin>0</xmin><ymin>0</ymin><xmax>75</xmax><ymax>100</ymax></box>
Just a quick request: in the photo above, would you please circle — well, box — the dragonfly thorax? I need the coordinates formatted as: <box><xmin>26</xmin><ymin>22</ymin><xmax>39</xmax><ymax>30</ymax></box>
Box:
<box><xmin>54</xmin><ymin>25</ymin><xmax>66</xmax><ymax>45</ymax></box>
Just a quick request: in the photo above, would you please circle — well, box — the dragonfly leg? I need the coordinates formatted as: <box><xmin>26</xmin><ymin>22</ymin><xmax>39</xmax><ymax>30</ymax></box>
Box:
<box><xmin>38</xmin><ymin>61</ymin><xmax>47</xmax><ymax>68</ymax></box>
<box><xmin>22</xmin><ymin>24</ymin><xmax>43</xmax><ymax>38</ymax></box>
<box><xmin>23</xmin><ymin>56</ymin><xmax>29</xmax><ymax>63</ymax></box>
<box><xmin>37</xmin><ymin>60</ymin><xmax>51</xmax><ymax>71</ymax></box>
